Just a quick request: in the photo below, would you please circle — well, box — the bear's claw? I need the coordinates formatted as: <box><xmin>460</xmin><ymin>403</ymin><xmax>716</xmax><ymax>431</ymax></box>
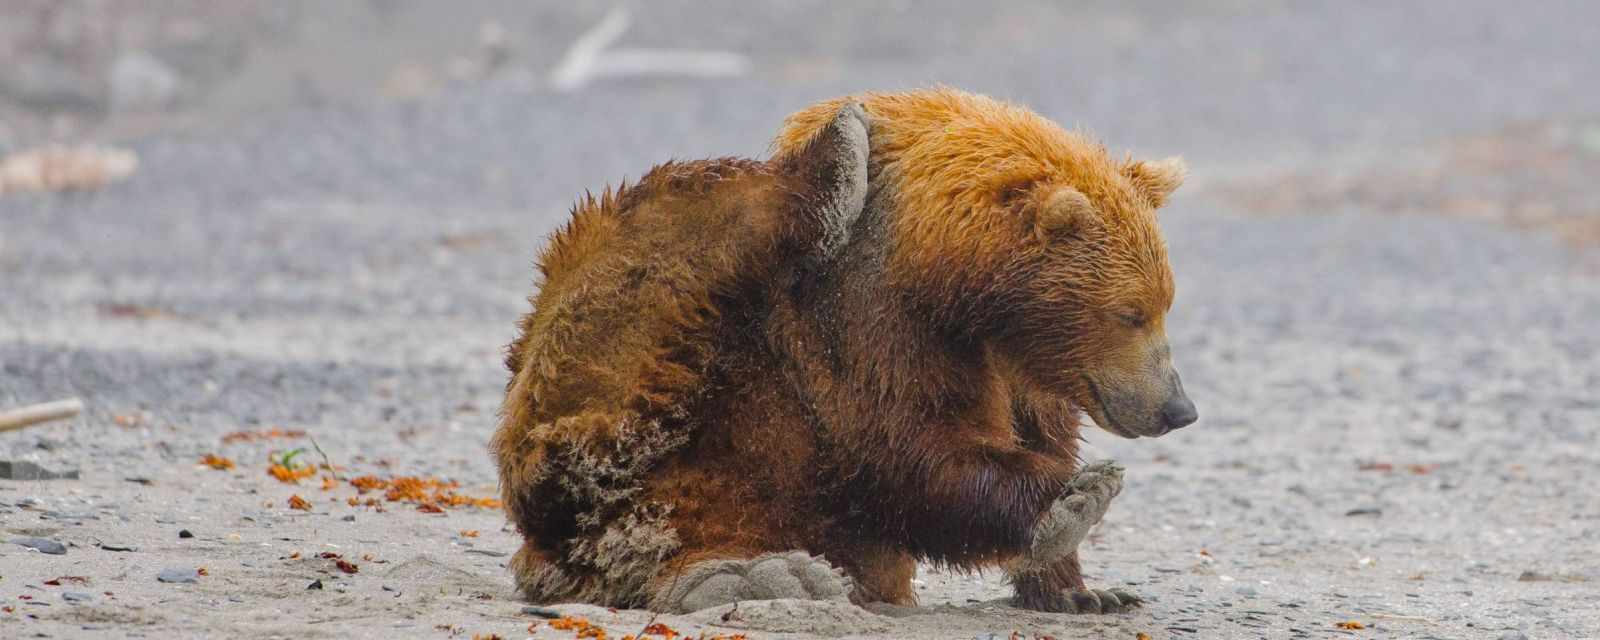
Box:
<box><xmin>652</xmin><ymin>551</ymin><xmax>852</xmax><ymax>613</ymax></box>
<box><xmin>1063</xmin><ymin>587</ymin><xmax>1142</xmax><ymax>614</ymax></box>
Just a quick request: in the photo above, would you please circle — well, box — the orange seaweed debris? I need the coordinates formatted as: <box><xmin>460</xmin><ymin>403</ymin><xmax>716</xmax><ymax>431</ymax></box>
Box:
<box><xmin>350</xmin><ymin>475</ymin><xmax>387</xmax><ymax>493</ymax></box>
<box><xmin>199</xmin><ymin>454</ymin><xmax>235</xmax><ymax>470</ymax></box>
<box><xmin>548</xmin><ymin>617</ymin><xmax>608</xmax><ymax>640</ymax></box>
<box><xmin>287</xmin><ymin>495</ymin><xmax>312</xmax><ymax>511</ymax></box>
<box><xmin>269</xmin><ymin>463</ymin><xmax>317</xmax><ymax>484</ymax></box>
<box><xmin>549</xmin><ymin>617</ymin><xmax>592</xmax><ymax>631</ymax></box>
<box><xmin>641</xmin><ymin>622</ymin><xmax>678</xmax><ymax>638</ymax></box>
<box><xmin>222</xmin><ymin>428</ymin><xmax>307</xmax><ymax>444</ymax></box>
<box><xmin>1335</xmin><ymin>620</ymin><xmax>1366</xmax><ymax>629</ymax></box>
<box><xmin>320</xmin><ymin>475</ymin><xmax>338</xmax><ymax>491</ymax></box>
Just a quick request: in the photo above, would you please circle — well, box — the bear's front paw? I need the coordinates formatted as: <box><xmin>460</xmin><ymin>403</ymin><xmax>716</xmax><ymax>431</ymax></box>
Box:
<box><xmin>652</xmin><ymin>551</ymin><xmax>852</xmax><ymax>613</ymax></box>
<box><xmin>1026</xmin><ymin>587</ymin><xmax>1143</xmax><ymax>614</ymax></box>
<box><xmin>1021</xmin><ymin>459</ymin><xmax>1124</xmax><ymax>568</ymax></box>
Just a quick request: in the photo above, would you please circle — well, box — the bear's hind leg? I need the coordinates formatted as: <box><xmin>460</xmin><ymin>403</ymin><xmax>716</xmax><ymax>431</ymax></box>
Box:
<box><xmin>649</xmin><ymin>550</ymin><xmax>852</xmax><ymax>613</ymax></box>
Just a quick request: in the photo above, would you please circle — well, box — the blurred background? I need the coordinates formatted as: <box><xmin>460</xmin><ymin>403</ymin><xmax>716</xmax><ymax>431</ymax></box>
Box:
<box><xmin>2</xmin><ymin>2</ymin><xmax>1598</xmax><ymax>636</ymax></box>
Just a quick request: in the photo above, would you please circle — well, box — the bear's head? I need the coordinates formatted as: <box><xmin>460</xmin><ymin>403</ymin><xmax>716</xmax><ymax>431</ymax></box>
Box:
<box><xmin>775</xmin><ymin>88</ymin><xmax>1198</xmax><ymax>438</ymax></box>
<box><xmin>996</xmin><ymin>154</ymin><xmax>1198</xmax><ymax>438</ymax></box>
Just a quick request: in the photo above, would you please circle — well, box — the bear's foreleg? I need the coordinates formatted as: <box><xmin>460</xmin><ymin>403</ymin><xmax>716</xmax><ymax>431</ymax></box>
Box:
<box><xmin>1006</xmin><ymin>460</ymin><xmax>1141</xmax><ymax>613</ymax></box>
<box><xmin>872</xmin><ymin>427</ymin><xmax>1077</xmax><ymax>563</ymax></box>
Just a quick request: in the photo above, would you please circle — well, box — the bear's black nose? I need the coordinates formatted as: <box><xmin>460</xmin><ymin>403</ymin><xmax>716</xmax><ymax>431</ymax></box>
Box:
<box><xmin>1160</xmin><ymin>394</ymin><xmax>1198</xmax><ymax>431</ymax></box>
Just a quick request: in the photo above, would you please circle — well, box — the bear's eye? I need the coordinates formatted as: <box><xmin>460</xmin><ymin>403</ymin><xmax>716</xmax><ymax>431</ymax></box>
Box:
<box><xmin>1115</xmin><ymin>308</ymin><xmax>1147</xmax><ymax>328</ymax></box>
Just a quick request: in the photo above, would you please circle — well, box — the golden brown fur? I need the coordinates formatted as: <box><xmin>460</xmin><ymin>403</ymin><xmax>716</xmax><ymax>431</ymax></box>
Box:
<box><xmin>497</xmin><ymin>89</ymin><xmax>1192</xmax><ymax>612</ymax></box>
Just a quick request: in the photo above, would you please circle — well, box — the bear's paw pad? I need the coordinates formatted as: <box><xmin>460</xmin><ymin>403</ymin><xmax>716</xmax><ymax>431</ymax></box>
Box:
<box><xmin>1024</xmin><ymin>459</ymin><xmax>1125</xmax><ymax>565</ymax></box>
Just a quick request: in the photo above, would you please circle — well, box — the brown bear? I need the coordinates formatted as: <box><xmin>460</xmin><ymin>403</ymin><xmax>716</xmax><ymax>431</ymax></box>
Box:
<box><xmin>495</xmin><ymin>89</ymin><xmax>1196</xmax><ymax>615</ymax></box>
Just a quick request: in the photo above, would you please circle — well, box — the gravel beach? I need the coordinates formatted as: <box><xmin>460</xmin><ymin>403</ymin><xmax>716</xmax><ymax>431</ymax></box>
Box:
<box><xmin>3</xmin><ymin>2</ymin><xmax>1597</xmax><ymax>638</ymax></box>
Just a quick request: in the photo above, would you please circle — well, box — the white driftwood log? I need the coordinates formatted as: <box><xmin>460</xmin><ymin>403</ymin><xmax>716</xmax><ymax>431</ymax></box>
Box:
<box><xmin>0</xmin><ymin>398</ymin><xmax>85</xmax><ymax>433</ymax></box>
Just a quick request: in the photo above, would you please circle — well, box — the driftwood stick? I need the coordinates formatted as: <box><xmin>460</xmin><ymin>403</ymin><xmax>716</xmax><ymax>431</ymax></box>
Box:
<box><xmin>308</xmin><ymin>435</ymin><xmax>344</xmax><ymax>482</ymax></box>
<box><xmin>0</xmin><ymin>398</ymin><xmax>85</xmax><ymax>433</ymax></box>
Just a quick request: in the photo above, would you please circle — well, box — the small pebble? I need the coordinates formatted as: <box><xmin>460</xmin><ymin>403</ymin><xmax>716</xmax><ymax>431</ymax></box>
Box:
<box><xmin>1344</xmin><ymin>507</ymin><xmax>1383</xmax><ymax>517</ymax></box>
<box><xmin>307</xmin><ymin>579</ymin><xmax>324</xmax><ymax>590</ymax></box>
<box><xmin>41</xmin><ymin>510</ymin><xmax>99</xmax><ymax>521</ymax></box>
<box><xmin>342</xmin><ymin>514</ymin><xmax>356</xmax><ymax>522</ymax></box>
<box><xmin>178</xmin><ymin>529</ymin><xmax>194</xmax><ymax>539</ymax></box>
<box><xmin>157</xmin><ymin>568</ymin><xmax>199</xmax><ymax>584</ymax></box>
<box><xmin>521</xmin><ymin>606</ymin><xmax>562</xmax><ymax>619</ymax></box>
<box><xmin>99</xmin><ymin>542</ymin><xmax>139</xmax><ymax>552</ymax></box>
<box><xmin>11</xmin><ymin>536</ymin><xmax>68</xmax><ymax>555</ymax></box>
<box><xmin>62</xmin><ymin>592</ymin><xmax>93</xmax><ymax>603</ymax></box>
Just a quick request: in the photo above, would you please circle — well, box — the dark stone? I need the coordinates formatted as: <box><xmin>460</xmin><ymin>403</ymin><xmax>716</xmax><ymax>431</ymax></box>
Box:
<box><xmin>521</xmin><ymin>606</ymin><xmax>562</xmax><ymax>619</ymax></box>
<box><xmin>157</xmin><ymin>568</ymin><xmax>199</xmax><ymax>583</ymax></box>
<box><xmin>0</xmin><ymin>460</ymin><xmax>80</xmax><ymax>481</ymax></box>
<box><xmin>178</xmin><ymin>529</ymin><xmax>194</xmax><ymax>539</ymax></box>
<box><xmin>11</xmin><ymin>536</ymin><xmax>67</xmax><ymax>554</ymax></box>
<box><xmin>307</xmin><ymin>579</ymin><xmax>324</xmax><ymax>590</ymax></box>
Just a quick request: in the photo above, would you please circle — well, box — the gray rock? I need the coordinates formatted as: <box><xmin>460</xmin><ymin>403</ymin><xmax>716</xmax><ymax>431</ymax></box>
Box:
<box><xmin>521</xmin><ymin>606</ymin><xmax>561</xmax><ymax>619</ymax></box>
<box><xmin>11</xmin><ymin>536</ymin><xmax>68</xmax><ymax>554</ymax></box>
<box><xmin>0</xmin><ymin>460</ymin><xmax>81</xmax><ymax>481</ymax></box>
<box><xmin>62</xmin><ymin>591</ymin><xmax>93</xmax><ymax>602</ymax></box>
<box><xmin>110</xmin><ymin>51</ymin><xmax>183</xmax><ymax>112</ymax></box>
<box><xmin>99</xmin><ymin>542</ymin><xmax>139</xmax><ymax>552</ymax></box>
<box><xmin>41</xmin><ymin>510</ymin><xmax>98</xmax><ymax>521</ymax></box>
<box><xmin>0</xmin><ymin>57</ymin><xmax>107</xmax><ymax>112</ymax></box>
<box><xmin>157</xmin><ymin>568</ymin><xmax>200</xmax><ymax>584</ymax></box>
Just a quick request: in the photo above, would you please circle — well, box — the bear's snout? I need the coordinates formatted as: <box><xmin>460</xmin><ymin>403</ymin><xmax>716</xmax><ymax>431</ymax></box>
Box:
<box><xmin>1158</xmin><ymin>374</ymin><xmax>1198</xmax><ymax>433</ymax></box>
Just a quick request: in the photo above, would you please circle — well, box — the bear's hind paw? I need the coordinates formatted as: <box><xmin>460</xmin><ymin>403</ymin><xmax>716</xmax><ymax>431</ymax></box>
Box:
<box><xmin>652</xmin><ymin>551</ymin><xmax>851</xmax><ymax>613</ymax></box>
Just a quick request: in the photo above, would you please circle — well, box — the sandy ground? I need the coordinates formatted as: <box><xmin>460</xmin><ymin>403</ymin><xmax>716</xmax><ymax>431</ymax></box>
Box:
<box><xmin>4</xmin><ymin>2</ymin><xmax>1599</xmax><ymax>639</ymax></box>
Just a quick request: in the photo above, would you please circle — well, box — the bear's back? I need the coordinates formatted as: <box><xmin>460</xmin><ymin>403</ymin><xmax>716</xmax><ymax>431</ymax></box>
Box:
<box><xmin>504</xmin><ymin>158</ymin><xmax>802</xmax><ymax>423</ymax></box>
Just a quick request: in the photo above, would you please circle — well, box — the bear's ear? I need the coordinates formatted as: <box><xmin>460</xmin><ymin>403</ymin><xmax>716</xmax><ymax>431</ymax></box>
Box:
<box><xmin>1033</xmin><ymin>185</ymin><xmax>1096</xmax><ymax>242</ymax></box>
<box><xmin>780</xmin><ymin>102</ymin><xmax>870</xmax><ymax>258</ymax></box>
<box><xmin>1123</xmin><ymin>156</ymin><xmax>1187</xmax><ymax>208</ymax></box>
